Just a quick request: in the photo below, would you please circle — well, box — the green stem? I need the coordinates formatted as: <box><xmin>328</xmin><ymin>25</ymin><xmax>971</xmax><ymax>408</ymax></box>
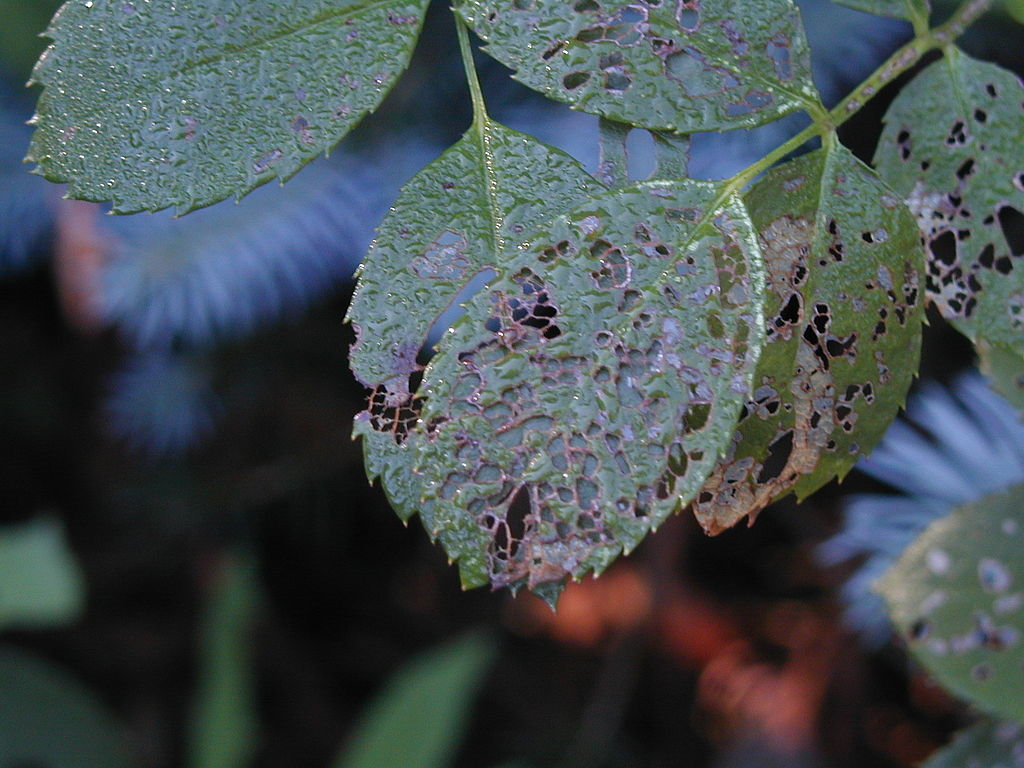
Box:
<box><xmin>679</xmin><ymin>0</ymin><xmax>992</xmax><ymax>243</ymax></box>
<box><xmin>455</xmin><ymin>14</ymin><xmax>488</xmax><ymax>123</ymax></box>
<box><xmin>722</xmin><ymin>0</ymin><xmax>992</xmax><ymax>194</ymax></box>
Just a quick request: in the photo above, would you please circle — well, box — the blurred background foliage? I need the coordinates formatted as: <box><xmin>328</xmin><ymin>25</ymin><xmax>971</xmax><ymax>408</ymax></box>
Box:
<box><xmin>1</xmin><ymin>1</ymin><xmax>1024</xmax><ymax>767</ymax></box>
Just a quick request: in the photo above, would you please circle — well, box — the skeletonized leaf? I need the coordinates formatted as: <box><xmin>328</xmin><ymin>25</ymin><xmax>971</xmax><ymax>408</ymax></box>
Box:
<box><xmin>348</xmin><ymin>119</ymin><xmax>603</xmax><ymax>516</ymax></box>
<box><xmin>28</xmin><ymin>0</ymin><xmax>429</xmax><ymax>213</ymax></box>
<box><xmin>878</xmin><ymin>483</ymin><xmax>1024</xmax><ymax>722</ymax></box>
<box><xmin>922</xmin><ymin>718</ymin><xmax>1024</xmax><ymax>768</ymax></box>
<box><xmin>363</xmin><ymin>180</ymin><xmax>765</xmax><ymax>600</ymax></box>
<box><xmin>694</xmin><ymin>142</ymin><xmax>924</xmax><ymax>534</ymax></box>
<box><xmin>333</xmin><ymin>632</ymin><xmax>495</xmax><ymax>768</ymax></box>
<box><xmin>457</xmin><ymin>0</ymin><xmax>820</xmax><ymax>133</ymax></box>
<box><xmin>831</xmin><ymin>0</ymin><xmax>928</xmax><ymax>23</ymax></box>
<box><xmin>874</xmin><ymin>49</ymin><xmax>1024</xmax><ymax>357</ymax></box>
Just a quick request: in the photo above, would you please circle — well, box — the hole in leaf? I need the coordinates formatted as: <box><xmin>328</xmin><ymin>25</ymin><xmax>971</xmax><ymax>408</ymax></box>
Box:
<box><xmin>929</xmin><ymin>230</ymin><xmax>957</xmax><ymax>266</ymax></box>
<box><xmin>563</xmin><ymin>71</ymin><xmax>590</xmax><ymax>89</ymax></box>
<box><xmin>756</xmin><ymin>430</ymin><xmax>793</xmax><ymax>483</ymax></box>
<box><xmin>997</xmin><ymin>205</ymin><xmax>1024</xmax><ymax>256</ymax></box>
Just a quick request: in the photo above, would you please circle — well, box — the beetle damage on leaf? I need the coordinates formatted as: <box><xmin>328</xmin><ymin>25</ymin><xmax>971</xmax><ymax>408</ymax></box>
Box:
<box><xmin>693</xmin><ymin>142</ymin><xmax>924</xmax><ymax>535</ymax></box>
<box><xmin>400</xmin><ymin>181</ymin><xmax>766</xmax><ymax>600</ymax></box>
<box><xmin>874</xmin><ymin>50</ymin><xmax>1024</xmax><ymax>358</ymax></box>
<box><xmin>347</xmin><ymin>118</ymin><xmax>605</xmax><ymax>522</ymax></box>
<box><xmin>457</xmin><ymin>0</ymin><xmax>821</xmax><ymax>133</ymax></box>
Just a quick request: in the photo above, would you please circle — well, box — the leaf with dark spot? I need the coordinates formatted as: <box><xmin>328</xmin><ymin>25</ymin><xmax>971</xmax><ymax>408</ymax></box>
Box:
<box><xmin>874</xmin><ymin>49</ymin><xmax>1024</xmax><ymax>358</ymax></box>
<box><xmin>694</xmin><ymin>141</ymin><xmax>924</xmax><ymax>534</ymax></box>
<box><xmin>457</xmin><ymin>0</ymin><xmax>821</xmax><ymax>133</ymax></box>
<box><xmin>363</xmin><ymin>179</ymin><xmax>766</xmax><ymax>601</ymax></box>
<box><xmin>348</xmin><ymin>118</ymin><xmax>604</xmax><ymax>518</ymax></box>
<box><xmin>27</xmin><ymin>0</ymin><xmax>430</xmax><ymax>213</ymax></box>
<box><xmin>878</xmin><ymin>484</ymin><xmax>1024</xmax><ymax>722</ymax></box>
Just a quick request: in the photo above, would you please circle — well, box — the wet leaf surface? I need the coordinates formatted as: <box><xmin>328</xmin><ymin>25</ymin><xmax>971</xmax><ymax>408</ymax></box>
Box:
<box><xmin>348</xmin><ymin>118</ymin><xmax>603</xmax><ymax>517</ymax></box>
<box><xmin>694</xmin><ymin>142</ymin><xmax>924</xmax><ymax>534</ymax></box>
<box><xmin>360</xmin><ymin>179</ymin><xmax>766</xmax><ymax>600</ymax></box>
<box><xmin>27</xmin><ymin>0</ymin><xmax>429</xmax><ymax>213</ymax></box>
<box><xmin>457</xmin><ymin>0</ymin><xmax>820</xmax><ymax>133</ymax></box>
<box><xmin>879</xmin><ymin>483</ymin><xmax>1024</xmax><ymax>722</ymax></box>
<box><xmin>921</xmin><ymin>718</ymin><xmax>1024</xmax><ymax>768</ymax></box>
<box><xmin>874</xmin><ymin>49</ymin><xmax>1024</xmax><ymax>357</ymax></box>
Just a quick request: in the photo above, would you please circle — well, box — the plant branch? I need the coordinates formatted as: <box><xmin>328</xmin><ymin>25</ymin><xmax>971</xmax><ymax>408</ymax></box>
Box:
<box><xmin>454</xmin><ymin>14</ymin><xmax>488</xmax><ymax>122</ymax></box>
<box><xmin>724</xmin><ymin>0</ymin><xmax>993</xmax><ymax>193</ymax></box>
<box><xmin>830</xmin><ymin>0</ymin><xmax>994</xmax><ymax>125</ymax></box>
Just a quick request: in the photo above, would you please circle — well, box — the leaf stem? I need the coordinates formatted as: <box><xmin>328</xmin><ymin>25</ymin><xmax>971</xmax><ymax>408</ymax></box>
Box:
<box><xmin>829</xmin><ymin>0</ymin><xmax>993</xmax><ymax>125</ymax></box>
<box><xmin>455</xmin><ymin>14</ymin><xmax>488</xmax><ymax>123</ymax></box>
<box><xmin>723</xmin><ymin>0</ymin><xmax>992</xmax><ymax>193</ymax></box>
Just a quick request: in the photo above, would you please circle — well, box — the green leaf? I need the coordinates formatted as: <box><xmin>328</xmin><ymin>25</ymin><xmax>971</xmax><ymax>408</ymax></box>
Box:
<box><xmin>978</xmin><ymin>341</ymin><xmax>1024</xmax><ymax>411</ymax></box>
<box><xmin>831</xmin><ymin>0</ymin><xmax>928</xmax><ymax>24</ymax></box>
<box><xmin>27</xmin><ymin>0</ymin><xmax>429</xmax><ymax>214</ymax></box>
<box><xmin>0</xmin><ymin>646</ymin><xmax>135</xmax><ymax>768</ymax></box>
<box><xmin>874</xmin><ymin>49</ymin><xmax>1024</xmax><ymax>358</ymax></box>
<box><xmin>0</xmin><ymin>516</ymin><xmax>84</xmax><ymax>630</ymax></box>
<box><xmin>334</xmin><ymin>632</ymin><xmax>496</xmax><ymax>768</ymax></box>
<box><xmin>457</xmin><ymin>0</ymin><xmax>820</xmax><ymax>133</ymax></box>
<box><xmin>878</xmin><ymin>483</ymin><xmax>1024</xmax><ymax>722</ymax></box>
<box><xmin>187</xmin><ymin>552</ymin><xmax>260</xmax><ymax>768</ymax></box>
<box><xmin>694</xmin><ymin>141</ymin><xmax>924</xmax><ymax>534</ymax></box>
<box><xmin>363</xmin><ymin>179</ymin><xmax>765</xmax><ymax>598</ymax></box>
<box><xmin>1005</xmin><ymin>0</ymin><xmax>1024</xmax><ymax>24</ymax></box>
<box><xmin>922</xmin><ymin>718</ymin><xmax>1024</xmax><ymax>768</ymax></box>
<box><xmin>347</xmin><ymin>118</ymin><xmax>604</xmax><ymax>518</ymax></box>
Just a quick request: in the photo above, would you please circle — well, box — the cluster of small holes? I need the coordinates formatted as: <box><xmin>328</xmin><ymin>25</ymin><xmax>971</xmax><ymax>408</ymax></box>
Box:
<box><xmin>693</xmin><ymin>180</ymin><xmax>921</xmax><ymax>532</ymax></box>
<box><xmin>486</xmin><ymin>269</ymin><xmax>562</xmax><ymax>341</ymax></box>
<box><xmin>417</xmin><ymin>202</ymin><xmax>754</xmax><ymax>588</ymax></box>
<box><xmin>896</xmin><ymin>83</ymin><xmax>1024</xmax><ymax>322</ymax></box>
<box><xmin>760</xmin><ymin>215</ymin><xmax>811</xmax><ymax>342</ymax></box>
<box><xmin>516</xmin><ymin>0</ymin><xmax>787</xmax><ymax>115</ymax></box>
<box><xmin>801</xmin><ymin>302</ymin><xmax>857</xmax><ymax>373</ymax></box>
<box><xmin>589</xmin><ymin>238</ymin><xmax>632</xmax><ymax>288</ymax></box>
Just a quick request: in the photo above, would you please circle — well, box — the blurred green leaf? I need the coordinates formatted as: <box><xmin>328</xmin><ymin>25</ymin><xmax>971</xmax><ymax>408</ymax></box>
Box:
<box><xmin>1005</xmin><ymin>0</ymin><xmax>1024</xmax><ymax>23</ymax></box>
<box><xmin>0</xmin><ymin>645</ymin><xmax>134</xmax><ymax>768</ymax></box>
<box><xmin>0</xmin><ymin>515</ymin><xmax>84</xmax><ymax>630</ymax></box>
<box><xmin>28</xmin><ymin>0</ymin><xmax>429</xmax><ymax>213</ymax></box>
<box><xmin>187</xmin><ymin>552</ymin><xmax>261</xmax><ymax>768</ymax></box>
<box><xmin>334</xmin><ymin>632</ymin><xmax>497</xmax><ymax>768</ymax></box>
<box><xmin>978</xmin><ymin>341</ymin><xmax>1024</xmax><ymax>411</ymax></box>
<box><xmin>922</xmin><ymin>718</ymin><xmax>1024</xmax><ymax>767</ymax></box>
<box><xmin>878</xmin><ymin>483</ymin><xmax>1024</xmax><ymax>721</ymax></box>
